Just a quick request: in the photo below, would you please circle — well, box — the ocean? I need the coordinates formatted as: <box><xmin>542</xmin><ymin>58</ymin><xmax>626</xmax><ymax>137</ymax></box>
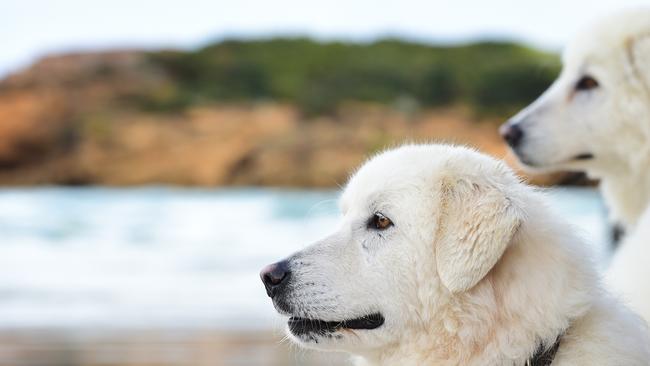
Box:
<box><xmin>0</xmin><ymin>187</ymin><xmax>609</xmax><ymax>331</ymax></box>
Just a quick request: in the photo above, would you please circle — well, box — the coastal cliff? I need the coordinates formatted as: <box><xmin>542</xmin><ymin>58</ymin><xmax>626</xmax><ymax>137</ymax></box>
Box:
<box><xmin>0</xmin><ymin>40</ymin><xmax>574</xmax><ymax>187</ymax></box>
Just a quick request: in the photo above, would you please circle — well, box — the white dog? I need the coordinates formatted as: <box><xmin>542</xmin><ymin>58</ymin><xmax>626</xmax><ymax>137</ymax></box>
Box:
<box><xmin>499</xmin><ymin>9</ymin><xmax>650</xmax><ymax>232</ymax></box>
<box><xmin>499</xmin><ymin>8</ymin><xmax>650</xmax><ymax>327</ymax></box>
<box><xmin>260</xmin><ymin>144</ymin><xmax>650</xmax><ymax>365</ymax></box>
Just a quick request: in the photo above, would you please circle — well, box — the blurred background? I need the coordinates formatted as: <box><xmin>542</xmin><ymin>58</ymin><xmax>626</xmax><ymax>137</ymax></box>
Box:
<box><xmin>0</xmin><ymin>1</ymin><xmax>646</xmax><ymax>365</ymax></box>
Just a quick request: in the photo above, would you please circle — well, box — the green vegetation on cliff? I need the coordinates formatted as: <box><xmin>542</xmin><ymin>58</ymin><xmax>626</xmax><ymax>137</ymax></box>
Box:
<box><xmin>145</xmin><ymin>38</ymin><xmax>560</xmax><ymax>115</ymax></box>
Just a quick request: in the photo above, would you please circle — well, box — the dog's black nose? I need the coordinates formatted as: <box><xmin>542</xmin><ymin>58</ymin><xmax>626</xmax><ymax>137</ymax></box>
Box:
<box><xmin>499</xmin><ymin>123</ymin><xmax>524</xmax><ymax>149</ymax></box>
<box><xmin>260</xmin><ymin>260</ymin><xmax>291</xmax><ymax>298</ymax></box>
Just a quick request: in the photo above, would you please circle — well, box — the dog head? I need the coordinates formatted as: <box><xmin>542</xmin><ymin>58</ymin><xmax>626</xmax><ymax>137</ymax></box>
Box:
<box><xmin>260</xmin><ymin>145</ymin><xmax>524</xmax><ymax>355</ymax></box>
<box><xmin>499</xmin><ymin>9</ymin><xmax>650</xmax><ymax>176</ymax></box>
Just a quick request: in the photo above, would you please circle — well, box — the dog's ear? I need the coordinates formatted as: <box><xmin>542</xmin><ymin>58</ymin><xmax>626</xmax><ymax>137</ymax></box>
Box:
<box><xmin>625</xmin><ymin>34</ymin><xmax>650</xmax><ymax>92</ymax></box>
<box><xmin>436</xmin><ymin>177</ymin><xmax>522</xmax><ymax>293</ymax></box>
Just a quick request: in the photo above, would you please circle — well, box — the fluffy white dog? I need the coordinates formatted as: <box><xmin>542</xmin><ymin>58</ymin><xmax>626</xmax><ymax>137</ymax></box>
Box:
<box><xmin>499</xmin><ymin>9</ymin><xmax>650</xmax><ymax>327</ymax></box>
<box><xmin>499</xmin><ymin>9</ymin><xmax>650</xmax><ymax>232</ymax></box>
<box><xmin>261</xmin><ymin>144</ymin><xmax>650</xmax><ymax>365</ymax></box>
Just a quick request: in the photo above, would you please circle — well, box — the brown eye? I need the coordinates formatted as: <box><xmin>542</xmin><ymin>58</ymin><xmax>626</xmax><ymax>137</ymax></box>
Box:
<box><xmin>575</xmin><ymin>75</ymin><xmax>599</xmax><ymax>91</ymax></box>
<box><xmin>368</xmin><ymin>212</ymin><xmax>393</xmax><ymax>230</ymax></box>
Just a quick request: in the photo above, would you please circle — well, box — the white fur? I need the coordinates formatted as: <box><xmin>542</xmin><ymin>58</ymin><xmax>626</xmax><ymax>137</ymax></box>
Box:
<box><xmin>502</xmin><ymin>9</ymin><xmax>650</xmax><ymax>230</ymax></box>
<box><xmin>500</xmin><ymin>9</ymin><xmax>650</xmax><ymax>328</ymax></box>
<box><xmin>267</xmin><ymin>144</ymin><xmax>650</xmax><ymax>365</ymax></box>
<box><xmin>607</xmin><ymin>206</ymin><xmax>650</xmax><ymax>325</ymax></box>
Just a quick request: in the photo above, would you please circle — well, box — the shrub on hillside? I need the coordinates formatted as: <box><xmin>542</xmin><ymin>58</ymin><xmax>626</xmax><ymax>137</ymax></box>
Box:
<box><xmin>143</xmin><ymin>38</ymin><xmax>560</xmax><ymax>116</ymax></box>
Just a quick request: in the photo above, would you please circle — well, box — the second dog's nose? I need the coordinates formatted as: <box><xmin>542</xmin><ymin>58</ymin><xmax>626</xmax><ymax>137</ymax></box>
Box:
<box><xmin>260</xmin><ymin>260</ymin><xmax>290</xmax><ymax>298</ymax></box>
<box><xmin>499</xmin><ymin>123</ymin><xmax>524</xmax><ymax>149</ymax></box>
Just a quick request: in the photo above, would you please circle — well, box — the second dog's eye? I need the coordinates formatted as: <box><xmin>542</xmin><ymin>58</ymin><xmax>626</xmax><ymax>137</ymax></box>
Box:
<box><xmin>575</xmin><ymin>75</ymin><xmax>599</xmax><ymax>91</ymax></box>
<box><xmin>367</xmin><ymin>212</ymin><xmax>393</xmax><ymax>230</ymax></box>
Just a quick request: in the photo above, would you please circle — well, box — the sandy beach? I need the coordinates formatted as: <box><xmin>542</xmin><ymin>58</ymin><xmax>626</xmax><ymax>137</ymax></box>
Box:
<box><xmin>0</xmin><ymin>329</ymin><xmax>351</xmax><ymax>366</ymax></box>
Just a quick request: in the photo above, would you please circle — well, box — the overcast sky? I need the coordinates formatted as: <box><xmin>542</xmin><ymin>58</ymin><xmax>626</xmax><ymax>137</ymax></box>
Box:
<box><xmin>1</xmin><ymin>0</ymin><xmax>648</xmax><ymax>77</ymax></box>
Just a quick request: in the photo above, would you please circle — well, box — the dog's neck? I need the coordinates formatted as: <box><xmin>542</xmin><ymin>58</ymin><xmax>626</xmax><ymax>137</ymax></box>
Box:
<box><xmin>598</xmin><ymin>166</ymin><xmax>650</xmax><ymax>230</ymax></box>
<box><xmin>591</xmin><ymin>112</ymin><xmax>650</xmax><ymax>230</ymax></box>
<box><xmin>357</xmin><ymin>313</ymin><xmax>566</xmax><ymax>366</ymax></box>
<box><xmin>356</xmin><ymin>204</ymin><xmax>594</xmax><ymax>366</ymax></box>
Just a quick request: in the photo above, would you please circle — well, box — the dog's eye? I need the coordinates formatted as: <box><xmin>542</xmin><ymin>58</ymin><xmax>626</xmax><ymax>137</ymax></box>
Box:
<box><xmin>367</xmin><ymin>212</ymin><xmax>393</xmax><ymax>230</ymax></box>
<box><xmin>575</xmin><ymin>75</ymin><xmax>599</xmax><ymax>91</ymax></box>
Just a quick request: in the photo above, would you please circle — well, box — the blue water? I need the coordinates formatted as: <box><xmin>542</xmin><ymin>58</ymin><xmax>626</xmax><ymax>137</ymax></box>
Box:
<box><xmin>0</xmin><ymin>187</ymin><xmax>608</xmax><ymax>330</ymax></box>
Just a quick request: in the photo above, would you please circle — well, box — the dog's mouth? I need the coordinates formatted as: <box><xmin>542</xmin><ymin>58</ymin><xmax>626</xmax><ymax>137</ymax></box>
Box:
<box><xmin>515</xmin><ymin>151</ymin><xmax>595</xmax><ymax>168</ymax></box>
<box><xmin>573</xmin><ymin>153</ymin><xmax>594</xmax><ymax>161</ymax></box>
<box><xmin>288</xmin><ymin>313</ymin><xmax>384</xmax><ymax>337</ymax></box>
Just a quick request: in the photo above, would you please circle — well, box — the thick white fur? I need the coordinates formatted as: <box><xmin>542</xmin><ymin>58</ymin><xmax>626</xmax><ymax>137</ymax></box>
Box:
<box><xmin>503</xmin><ymin>9</ymin><xmax>650</xmax><ymax>230</ymax></box>
<box><xmin>276</xmin><ymin>144</ymin><xmax>650</xmax><ymax>365</ymax></box>
<box><xmin>500</xmin><ymin>9</ymin><xmax>650</xmax><ymax>327</ymax></box>
<box><xmin>607</xmin><ymin>206</ymin><xmax>650</xmax><ymax>325</ymax></box>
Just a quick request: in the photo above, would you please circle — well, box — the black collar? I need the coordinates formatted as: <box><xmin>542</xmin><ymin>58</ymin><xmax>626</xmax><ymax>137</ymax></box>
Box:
<box><xmin>526</xmin><ymin>335</ymin><xmax>562</xmax><ymax>366</ymax></box>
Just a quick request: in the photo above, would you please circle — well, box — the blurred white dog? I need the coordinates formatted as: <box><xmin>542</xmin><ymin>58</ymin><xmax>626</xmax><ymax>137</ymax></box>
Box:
<box><xmin>261</xmin><ymin>144</ymin><xmax>649</xmax><ymax>365</ymax></box>
<box><xmin>499</xmin><ymin>9</ymin><xmax>650</xmax><ymax>232</ymax></box>
<box><xmin>499</xmin><ymin>9</ymin><xmax>650</xmax><ymax>326</ymax></box>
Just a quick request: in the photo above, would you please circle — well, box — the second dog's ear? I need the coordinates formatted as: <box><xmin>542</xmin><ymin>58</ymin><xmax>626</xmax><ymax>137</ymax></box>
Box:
<box><xmin>436</xmin><ymin>177</ymin><xmax>522</xmax><ymax>293</ymax></box>
<box><xmin>625</xmin><ymin>33</ymin><xmax>650</xmax><ymax>92</ymax></box>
